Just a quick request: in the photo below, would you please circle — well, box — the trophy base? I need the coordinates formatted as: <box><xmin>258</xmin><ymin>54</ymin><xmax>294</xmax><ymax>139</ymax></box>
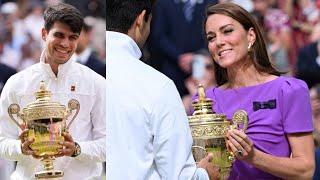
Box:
<box><xmin>35</xmin><ymin>170</ymin><xmax>63</xmax><ymax>179</ymax></box>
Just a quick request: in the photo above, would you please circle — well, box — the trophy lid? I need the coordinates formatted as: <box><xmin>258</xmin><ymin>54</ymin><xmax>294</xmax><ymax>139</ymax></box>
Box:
<box><xmin>191</xmin><ymin>84</ymin><xmax>214</xmax><ymax>115</ymax></box>
<box><xmin>189</xmin><ymin>84</ymin><xmax>227</xmax><ymax>124</ymax></box>
<box><xmin>23</xmin><ymin>81</ymin><xmax>67</xmax><ymax>121</ymax></box>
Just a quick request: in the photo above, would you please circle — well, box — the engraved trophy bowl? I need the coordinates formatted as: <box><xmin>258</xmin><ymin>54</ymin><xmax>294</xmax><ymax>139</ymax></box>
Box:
<box><xmin>188</xmin><ymin>85</ymin><xmax>248</xmax><ymax>180</ymax></box>
<box><xmin>8</xmin><ymin>81</ymin><xmax>80</xmax><ymax>179</ymax></box>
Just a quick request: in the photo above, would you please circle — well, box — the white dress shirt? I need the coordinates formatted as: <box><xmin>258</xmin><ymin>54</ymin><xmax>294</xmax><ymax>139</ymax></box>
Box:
<box><xmin>72</xmin><ymin>47</ymin><xmax>92</xmax><ymax>64</ymax></box>
<box><xmin>106</xmin><ymin>31</ymin><xmax>209</xmax><ymax>180</ymax></box>
<box><xmin>0</xmin><ymin>50</ymin><xmax>106</xmax><ymax>180</ymax></box>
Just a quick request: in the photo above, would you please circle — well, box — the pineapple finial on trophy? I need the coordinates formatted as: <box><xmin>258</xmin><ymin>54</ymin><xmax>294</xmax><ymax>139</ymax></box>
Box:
<box><xmin>35</xmin><ymin>80</ymin><xmax>52</xmax><ymax>101</ymax></box>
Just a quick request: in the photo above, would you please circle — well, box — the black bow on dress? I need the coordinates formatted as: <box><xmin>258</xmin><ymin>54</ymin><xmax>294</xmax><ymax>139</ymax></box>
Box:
<box><xmin>253</xmin><ymin>99</ymin><xmax>276</xmax><ymax>111</ymax></box>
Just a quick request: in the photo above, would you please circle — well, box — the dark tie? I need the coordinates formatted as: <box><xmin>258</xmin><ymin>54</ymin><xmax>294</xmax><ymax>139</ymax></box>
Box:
<box><xmin>183</xmin><ymin>0</ymin><xmax>194</xmax><ymax>22</ymax></box>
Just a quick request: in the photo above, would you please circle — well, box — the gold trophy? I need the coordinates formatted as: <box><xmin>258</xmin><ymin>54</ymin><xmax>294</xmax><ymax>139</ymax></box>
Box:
<box><xmin>8</xmin><ymin>81</ymin><xmax>80</xmax><ymax>179</ymax></box>
<box><xmin>188</xmin><ymin>85</ymin><xmax>248</xmax><ymax>180</ymax></box>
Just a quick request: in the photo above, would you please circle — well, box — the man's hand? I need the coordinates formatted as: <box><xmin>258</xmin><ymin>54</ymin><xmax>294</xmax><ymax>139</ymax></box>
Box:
<box><xmin>197</xmin><ymin>153</ymin><xmax>220</xmax><ymax>180</ymax></box>
<box><xmin>56</xmin><ymin>132</ymin><xmax>76</xmax><ymax>157</ymax></box>
<box><xmin>19</xmin><ymin>129</ymin><xmax>41</xmax><ymax>159</ymax></box>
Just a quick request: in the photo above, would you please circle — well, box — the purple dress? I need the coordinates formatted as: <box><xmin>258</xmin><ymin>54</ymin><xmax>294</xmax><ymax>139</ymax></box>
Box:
<box><xmin>201</xmin><ymin>76</ymin><xmax>313</xmax><ymax>179</ymax></box>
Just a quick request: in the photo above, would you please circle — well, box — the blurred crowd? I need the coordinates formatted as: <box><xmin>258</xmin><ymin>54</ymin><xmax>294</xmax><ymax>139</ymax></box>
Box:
<box><xmin>0</xmin><ymin>0</ymin><xmax>105</xmax><ymax>179</ymax></box>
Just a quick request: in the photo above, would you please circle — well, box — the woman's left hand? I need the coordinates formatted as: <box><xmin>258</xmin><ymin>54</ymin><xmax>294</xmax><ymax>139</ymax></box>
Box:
<box><xmin>226</xmin><ymin>129</ymin><xmax>254</xmax><ymax>161</ymax></box>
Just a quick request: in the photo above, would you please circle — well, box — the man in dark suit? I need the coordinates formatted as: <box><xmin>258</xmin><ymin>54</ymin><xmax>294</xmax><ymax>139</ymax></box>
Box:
<box><xmin>148</xmin><ymin>0</ymin><xmax>217</xmax><ymax>97</ymax></box>
<box><xmin>0</xmin><ymin>63</ymin><xmax>16</xmax><ymax>93</ymax></box>
<box><xmin>74</xmin><ymin>18</ymin><xmax>106</xmax><ymax>78</ymax></box>
<box><xmin>296</xmin><ymin>41</ymin><xmax>320</xmax><ymax>88</ymax></box>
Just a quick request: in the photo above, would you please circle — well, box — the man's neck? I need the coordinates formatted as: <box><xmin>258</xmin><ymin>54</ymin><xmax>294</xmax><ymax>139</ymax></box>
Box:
<box><xmin>50</xmin><ymin>64</ymin><xmax>58</xmax><ymax>76</ymax></box>
<box><xmin>44</xmin><ymin>55</ymin><xmax>58</xmax><ymax>76</ymax></box>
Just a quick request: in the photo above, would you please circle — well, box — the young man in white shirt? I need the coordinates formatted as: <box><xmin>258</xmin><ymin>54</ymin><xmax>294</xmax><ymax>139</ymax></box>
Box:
<box><xmin>0</xmin><ymin>3</ymin><xmax>106</xmax><ymax>179</ymax></box>
<box><xmin>107</xmin><ymin>0</ymin><xmax>219</xmax><ymax>179</ymax></box>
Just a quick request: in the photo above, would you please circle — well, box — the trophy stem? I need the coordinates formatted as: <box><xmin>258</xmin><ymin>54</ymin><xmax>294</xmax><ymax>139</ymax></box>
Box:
<box><xmin>35</xmin><ymin>156</ymin><xmax>63</xmax><ymax>179</ymax></box>
<box><xmin>43</xmin><ymin>157</ymin><xmax>54</xmax><ymax>171</ymax></box>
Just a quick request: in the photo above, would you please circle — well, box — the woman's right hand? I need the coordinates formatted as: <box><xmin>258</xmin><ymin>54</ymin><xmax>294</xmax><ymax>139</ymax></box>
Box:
<box><xmin>226</xmin><ymin>129</ymin><xmax>255</xmax><ymax>161</ymax></box>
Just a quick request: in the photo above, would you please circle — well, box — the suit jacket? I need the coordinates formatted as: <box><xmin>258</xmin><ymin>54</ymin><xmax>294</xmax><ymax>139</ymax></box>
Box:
<box><xmin>296</xmin><ymin>41</ymin><xmax>320</xmax><ymax>88</ymax></box>
<box><xmin>0</xmin><ymin>63</ymin><xmax>16</xmax><ymax>94</ymax></box>
<box><xmin>84</xmin><ymin>53</ymin><xmax>106</xmax><ymax>78</ymax></box>
<box><xmin>148</xmin><ymin>0</ymin><xmax>218</xmax><ymax>96</ymax></box>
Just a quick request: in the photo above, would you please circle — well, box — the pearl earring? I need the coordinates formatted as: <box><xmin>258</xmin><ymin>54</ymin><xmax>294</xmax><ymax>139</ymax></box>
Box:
<box><xmin>248</xmin><ymin>43</ymin><xmax>253</xmax><ymax>53</ymax></box>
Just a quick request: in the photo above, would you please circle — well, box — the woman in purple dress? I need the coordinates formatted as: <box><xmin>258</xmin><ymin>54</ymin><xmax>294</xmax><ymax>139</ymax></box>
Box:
<box><xmin>203</xmin><ymin>3</ymin><xmax>315</xmax><ymax>179</ymax></box>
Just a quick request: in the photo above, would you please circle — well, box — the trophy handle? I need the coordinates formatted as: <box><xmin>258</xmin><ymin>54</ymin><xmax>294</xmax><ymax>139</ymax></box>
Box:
<box><xmin>231</xmin><ymin>110</ymin><xmax>248</xmax><ymax>132</ymax></box>
<box><xmin>7</xmin><ymin>104</ymin><xmax>25</xmax><ymax>130</ymax></box>
<box><xmin>192</xmin><ymin>145</ymin><xmax>207</xmax><ymax>163</ymax></box>
<box><xmin>192</xmin><ymin>145</ymin><xmax>207</xmax><ymax>152</ymax></box>
<box><xmin>66</xmin><ymin>99</ymin><xmax>80</xmax><ymax>130</ymax></box>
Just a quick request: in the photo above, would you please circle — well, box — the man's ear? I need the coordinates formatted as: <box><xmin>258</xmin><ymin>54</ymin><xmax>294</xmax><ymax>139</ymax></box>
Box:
<box><xmin>135</xmin><ymin>10</ymin><xmax>147</xmax><ymax>30</ymax></box>
<box><xmin>41</xmin><ymin>28</ymin><xmax>47</xmax><ymax>41</ymax></box>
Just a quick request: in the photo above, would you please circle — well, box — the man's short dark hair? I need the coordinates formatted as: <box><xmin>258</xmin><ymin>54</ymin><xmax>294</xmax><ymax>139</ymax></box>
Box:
<box><xmin>106</xmin><ymin>0</ymin><xmax>156</xmax><ymax>34</ymax></box>
<box><xmin>44</xmin><ymin>3</ymin><xmax>84</xmax><ymax>34</ymax></box>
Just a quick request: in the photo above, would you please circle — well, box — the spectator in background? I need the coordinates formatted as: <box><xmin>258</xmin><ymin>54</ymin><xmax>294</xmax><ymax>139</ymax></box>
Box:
<box><xmin>310</xmin><ymin>85</ymin><xmax>320</xmax><ymax>180</ymax></box>
<box><xmin>0</xmin><ymin>37</ymin><xmax>17</xmax><ymax>93</ymax></box>
<box><xmin>296</xmin><ymin>40</ymin><xmax>320</xmax><ymax>88</ymax></box>
<box><xmin>0</xmin><ymin>37</ymin><xmax>17</xmax><ymax>94</ymax></box>
<box><xmin>251</xmin><ymin>9</ymin><xmax>290</xmax><ymax>74</ymax></box>
<box><xmin>84</xmin><ymin>16</ymin><xmax>105</xmax><ymax>61</ymax></box>
<box><xmin>64</xmin><ymin>0</ymin><xmax>105</xmax><ymax>18</ymax></box>
<box><xmin>311</xmin><ymin>0</ymin><xmax>320</xmax><ymax>42</ymax></box>
<box><xmin>72</xmin><ymin>17</ymin><xmax>105</xmax><ymax>78</ymax></box>
<box><xmin>284</xmin><ymin>0</ymin><xmax>319</xmax><ymax>68</ymax></box>
<box><xmin>148</xmin><ymin>0</ymin><xmax>218</xmax><ymax>97</ymax></box>
<box><xmin>24</xmin><ymin>0</ymin><xmax>45</xmax><ymax>46</ymax></box>
<box><xmin>219</xmin><ymin>0</ymin><xmax>254</xmax><ymax>12</ymax></box>
<box><xmin>0</xmin><ymin>2</ymin><xmax>22</xmax><ymax>70</ymax></box>
<box><xmin>252</xmin><ymin>0</ymin><xmax>294</xmax><ymax>67</ymax></box>
<box><xmin>18</xmin><ymin>32</ymin><xmax>41</xmax><ymax>71</ymax></box>
<box><xmin>0</xmin><ymin>64</ymin><xmax>16</xmax><ymax>94</ymax></box>
<box><xmin>182</xmin><ymin>51</ymin><xmax>216</xmax><ymax>114</ymax></box>
<box><xmin>315</xmin><ymin>147</ymin><xmax>320</xmax><ymax>180</ymax></box>
<box><xmin>310</xmin><ymin>84</ymin><xmax>320</xmax><ymax>146</ymax></box>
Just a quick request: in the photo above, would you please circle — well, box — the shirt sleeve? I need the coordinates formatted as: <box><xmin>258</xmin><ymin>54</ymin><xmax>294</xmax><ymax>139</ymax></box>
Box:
<box><xmin>0</xmin><ymin>77</ymin><xmax>25</xmax><ymax>161</ymax></box>
<box><xmin>192</xmin><ymin>168</ymin><xmax>210</xmax><ymax>180</ymax></box>
<box><xmin>280</xmin><ymin>78</ymin><xmax>313</xmax><ymax>133</ymax></box>
<box><xmin>76</xmin><ymin>76</ymin><xmax>106</xmax><ymax>162</ymax></box>
<box><xmin>150</xmin><ymin>80</ymin><xmax>198</xmax><ymax>179</ymax></box>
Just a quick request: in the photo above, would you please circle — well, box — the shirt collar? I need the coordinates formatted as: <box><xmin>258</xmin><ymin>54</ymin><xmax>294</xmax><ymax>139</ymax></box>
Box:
<box><xmin>39</xmin><ymin>49</ymin><xmax>75</xmax><ymax>78</ymax></box>
<box><xmin>107</xmin><ymin>31</ymin><xmax>142</xmax><ymax>59</ymax></box>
